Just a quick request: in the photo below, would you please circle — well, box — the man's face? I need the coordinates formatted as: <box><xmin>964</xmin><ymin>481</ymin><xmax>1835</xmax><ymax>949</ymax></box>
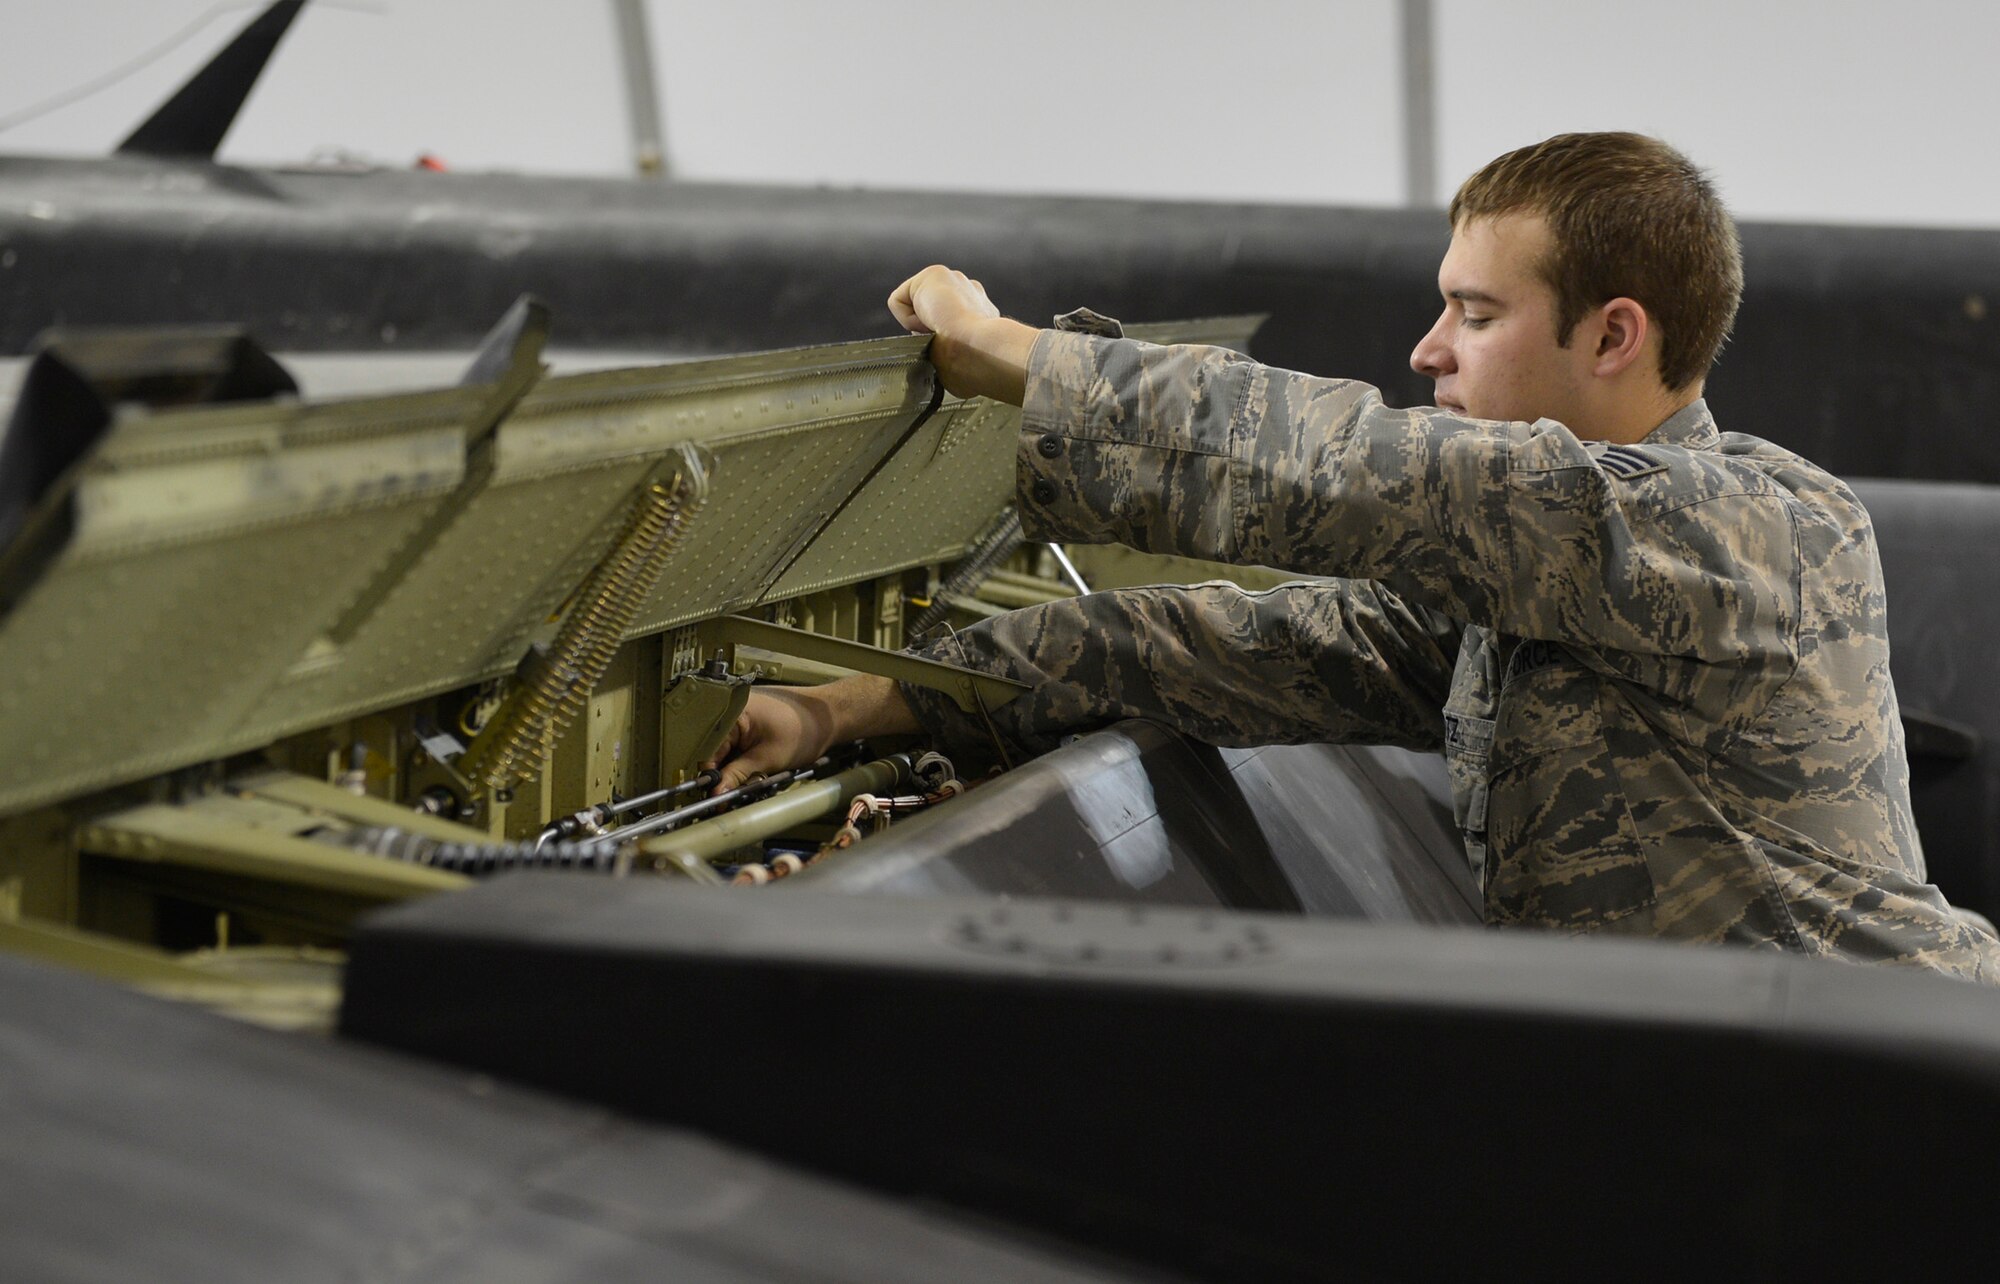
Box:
<box><xmin>1410</xmin><ymin>213</ymin><xmax>1594</xmax><ymax>428</ymax></box>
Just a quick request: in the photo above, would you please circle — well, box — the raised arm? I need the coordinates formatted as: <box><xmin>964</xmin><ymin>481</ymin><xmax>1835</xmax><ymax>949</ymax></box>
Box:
<box><xmin>883</xmin><ymin>265</ymin><xmax>1786</xmax><ymax>666</ymax></box>
<box><xmin>1017</xmin><ymin>329</ymin><xmax>1794</xmax><ymax>663</ymax></box>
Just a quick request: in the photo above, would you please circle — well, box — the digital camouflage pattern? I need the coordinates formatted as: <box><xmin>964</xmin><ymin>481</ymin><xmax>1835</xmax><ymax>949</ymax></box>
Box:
<box><xmin>902</xmin><ymin>329</ymin><xmax>2000</xmax><ymax>982</ymax></box>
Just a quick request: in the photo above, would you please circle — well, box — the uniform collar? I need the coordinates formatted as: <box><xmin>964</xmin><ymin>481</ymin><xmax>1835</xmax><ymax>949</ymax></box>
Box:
<box><xmin>1639</xmin><ymin>398</ymin><xmax>1719</xmax><ymax>450</ymax></box>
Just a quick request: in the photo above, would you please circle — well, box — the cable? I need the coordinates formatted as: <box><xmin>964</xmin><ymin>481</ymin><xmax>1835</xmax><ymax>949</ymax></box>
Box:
<box><xmin>533</xmin><ymin>770</ymin><xmax>720</xmax><ymax>851</ymax></box>
<box><xmin>730</xmin><ymin>757</ymin><xmax>965</xmax><ymax>883</ymax></box>
<box><xmin>600</xmin><ymin>762</ymin><xmax>821</xmax><ymax>843</ymax></box>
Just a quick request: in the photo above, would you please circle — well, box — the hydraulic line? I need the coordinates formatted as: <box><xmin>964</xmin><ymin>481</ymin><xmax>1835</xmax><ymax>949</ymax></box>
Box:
<box><xmin>601</xmin><ymin>762</ymin><xmax>823</xmax><ymax>845</ymax></box>
<box><xmin>604</xmin><ymin>771</ymin><xmax>719</xmax><ymax>819</ymax></box>
<box><xmin>348</xmin><ymin>754</ymin><xmax>925</xmax><ymax>882</ymax></box>
<box><xmin>639</xmin><ymin>755</ymin><xmax>912</xmax><ymax>881</ymax></box>
<box><xmin>907</xmin><ymin>507</ymin><xmax>1023</xmax><ymax>637</ymax></box>
<box><xmin>460</xmin><ymin>444</ymin><xmax>710</xmax><ymax>792</ymax></box>
<box><xmin>535</xmin><ymin>770</ymin><xmax>720</xmax><ymax>850</ymax></box>
<box><xmin>735</xmin><ymin>765</ymin><xmax>963</xmax><ymax>885</ymax></box>
<box><xmin>342</xmin><ymin>767</ymin><xmax>812</xmax><ymax>876</ymax></box>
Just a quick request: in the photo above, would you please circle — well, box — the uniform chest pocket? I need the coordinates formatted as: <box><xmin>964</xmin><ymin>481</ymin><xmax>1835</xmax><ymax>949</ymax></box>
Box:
<box><xmin>1483</xmin><ymin>666</ymin><xmax>1656</xmax><ymax>931</ymax></box>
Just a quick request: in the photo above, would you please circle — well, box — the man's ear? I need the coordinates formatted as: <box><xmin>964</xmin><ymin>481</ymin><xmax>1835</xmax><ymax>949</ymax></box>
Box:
<box><xmin>1591</xmin><ymin>297</ymin><xmax>1650</xmax><ymax>378</ymax></box>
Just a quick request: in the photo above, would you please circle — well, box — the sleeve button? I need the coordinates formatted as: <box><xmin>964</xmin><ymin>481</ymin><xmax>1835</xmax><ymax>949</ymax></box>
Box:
<box><xmin>1037</xmin><ymin>433</ymin><xmax>1063</xmax><ymax>458</ymax></box>
<box><xmin>1031</xmin><ymin>479</ymin><xmax>1058</xmax><ymax>504</ymax></box>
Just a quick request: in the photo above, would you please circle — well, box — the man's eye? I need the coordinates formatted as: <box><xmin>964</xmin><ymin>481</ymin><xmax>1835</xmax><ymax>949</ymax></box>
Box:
<box><xmin>1463</xmin><ymin>316</ymin><xmax>1491</xmax><ymax>329</ymax></box>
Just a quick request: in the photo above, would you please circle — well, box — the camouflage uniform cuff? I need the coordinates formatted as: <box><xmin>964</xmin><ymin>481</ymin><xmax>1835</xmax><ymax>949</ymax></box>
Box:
<box><xmin>1018</xmin><ymin>328</ymin><xmax>1117</xmax><ymax>543</ymax></box>
<box><xmin>1017</xmin><ymin>328</ymin><xmax>1245</xmax><ymax>560</ymax></box>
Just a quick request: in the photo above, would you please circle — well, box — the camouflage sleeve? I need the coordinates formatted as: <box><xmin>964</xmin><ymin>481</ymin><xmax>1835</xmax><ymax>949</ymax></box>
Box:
<box><xmin>1016</xmin><ymin>330</ymin><xmax>1793</xmax><ymax>661</ymax></box>
<box><xmin>899</xmin><ymin>579</ymin><xmax>1461</xmax><ymax>775</ymax></box>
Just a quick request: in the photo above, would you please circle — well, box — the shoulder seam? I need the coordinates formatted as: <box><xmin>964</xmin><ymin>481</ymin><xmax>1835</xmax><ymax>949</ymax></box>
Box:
<box><xmin>1643</xmin><ymin>486</ymin><xmax>1785</xmax><ymax>522</ymax></box>
<box><xmin>1052</xmin><ymin>429</ymin><xmax>1231</xmax><ymax>458</ymax></box>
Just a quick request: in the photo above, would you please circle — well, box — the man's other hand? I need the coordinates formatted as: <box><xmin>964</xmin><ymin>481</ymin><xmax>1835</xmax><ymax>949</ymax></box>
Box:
<box><xmin>702</xmin><ymin>675</ymin><xmax>923</xmax><ymax>794</ymax></box>
<box><xmin>887</xmin><ymin>265</ymin><xmax>1037</xmax><ymax>405</ymax></box>
<box><xmin>702</xmin><ymin>688</ymin><xmax>836</xmax><ymax>794</ymax></box>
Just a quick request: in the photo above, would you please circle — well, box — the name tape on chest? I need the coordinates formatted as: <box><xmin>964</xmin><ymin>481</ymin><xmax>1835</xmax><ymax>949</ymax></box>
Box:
<box><xmin>1593</xmin><ymin>444</ymin><xmax>1669</xmax><ymax>481</ymax></box>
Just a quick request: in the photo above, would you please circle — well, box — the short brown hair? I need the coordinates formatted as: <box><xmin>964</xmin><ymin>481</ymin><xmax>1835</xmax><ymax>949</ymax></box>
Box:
<box><xmin>1449</xmin><ymin>132</ymin><xmax>1742</xmax><ymax>392</ymax></box>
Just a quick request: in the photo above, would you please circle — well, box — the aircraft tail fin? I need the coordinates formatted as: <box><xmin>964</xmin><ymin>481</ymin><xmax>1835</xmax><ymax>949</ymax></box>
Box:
<box><xmin>116</xmin><ymin>0</ymin><xmax>306</xmax><ymax>158</ymax></box>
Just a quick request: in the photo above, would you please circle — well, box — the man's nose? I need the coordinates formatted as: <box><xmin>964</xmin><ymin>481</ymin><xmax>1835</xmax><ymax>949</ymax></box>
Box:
<box><xmin>1410</xmin><ymin>315</ymin><xmax>1453</xmax><ymax>379</ymax></box>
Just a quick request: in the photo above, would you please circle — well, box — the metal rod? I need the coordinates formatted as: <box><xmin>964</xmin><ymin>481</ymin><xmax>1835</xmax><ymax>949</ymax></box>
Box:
<box><xmin>604</xmin><ymin>770</ymin><xmax>718</xmax><ymax>819</ymax></box>
<box><xmin>1046</xmin><ymin>542</ymin><xmax>1091</xmax><ymax>595</ymax></box>
<box><xmin>602</xmin><ymin>763</ymin><xmax>822</xmax><ymax>844</ymax></box>
<box><xmin>610</xmin><ymin>0</ymin><xmax>668</xmax><ymax>177</ymax></box>
<box><xmin>972</xmin><ymin>576</ymin><xmax>1074</xmax><ymax>610</ymax></box>
<box><xmin>1400</xmin><ymin>0</ymin><xmax>1438</xmax><ymax>209</ymax></box>
<box><xmin>639</xmin><ymin>756</ymin><xmax>911</xmax><ymax>876</ymax></box>
<box><xmin>532</xmin><ymin>769</ymin><xmax>722</xmax><ymax>852</ymax></box>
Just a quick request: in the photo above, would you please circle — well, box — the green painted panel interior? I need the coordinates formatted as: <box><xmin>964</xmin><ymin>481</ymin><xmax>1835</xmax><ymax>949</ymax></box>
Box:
<box><xmin>0</xmin><ymin>390</ymin><xmax>479</xmax><ymax>816</ymax></box>
<box><xmin>246</xmin><ymin>335</ymin><xmax>945</xmax><ymax>737</ymax></box>
<box><xmin>762</xmin><ymin>396</ymin><xmax>1017</xmax><ymax>601</ymax></box>
<box><xmin>761</xmin><ymin>317</ymin><xmax>1261</xmax><ymax>603</ymax></box>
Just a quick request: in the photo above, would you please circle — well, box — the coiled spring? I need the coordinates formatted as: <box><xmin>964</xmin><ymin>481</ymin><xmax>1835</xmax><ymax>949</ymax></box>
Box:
<box><xmin>346</xmin><ymin>826</ymin><xmax>629</xmax><ymax>876</ymax></box>
<box><xmin>906</xmin><ymin>507</ymin><xmax>1023</xmax><ymax>638</ymax></box>
<box><xmin>461</xmin><ymin>444</ymin><xmax>711</xmax><ymax>791</ymax></box>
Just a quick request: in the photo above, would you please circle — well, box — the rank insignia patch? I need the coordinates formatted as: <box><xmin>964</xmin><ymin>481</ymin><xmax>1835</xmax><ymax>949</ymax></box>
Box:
<box><xmin>1596</xmin><ymin>444</ymin><xmax>1668</xmax><ymax>480</ymax></box>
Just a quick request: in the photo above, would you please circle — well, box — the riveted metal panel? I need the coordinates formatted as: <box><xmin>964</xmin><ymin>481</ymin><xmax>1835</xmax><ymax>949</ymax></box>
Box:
<box><xmin>765</xmin><ymin>317</ymin><xmax>1261</xmax><ymax>601</ymax></box>
<box><xmin>240</xmin><ymin>335</ymin><xmax>938</xmax><ymax>742</ymax></box>
<box><xmin>0</xmin><ymin>388</ymin><xmax>477</xmax><ymax>814</ymax></box>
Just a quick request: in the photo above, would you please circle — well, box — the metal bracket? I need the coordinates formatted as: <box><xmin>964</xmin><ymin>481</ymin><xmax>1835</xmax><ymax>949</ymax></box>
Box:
<box><xmin>701</xmin><ymin>615</ymin><xmax>1026</xmax><ymax>713</ymax></box>
<box><xmin>233</xmin><ymin>768</ymin><xmax>490</xmax><ymax>846</ymax></box>
<box><xmin>659</xmin><ymin>661</ymin><xmax>754</xmax><ymax>782</ymax></box>
<box><xmin>79</xmin><ymin>776</ymin><xmax>469</xmax><ymax>902</ymax></box>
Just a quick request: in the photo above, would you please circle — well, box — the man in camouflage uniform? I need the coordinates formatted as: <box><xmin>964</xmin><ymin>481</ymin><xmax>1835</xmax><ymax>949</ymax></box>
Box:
<box><xmin>713</xmin><ymin>132</ymin><xmax>1999</xmax><ymax>982</ymax></box>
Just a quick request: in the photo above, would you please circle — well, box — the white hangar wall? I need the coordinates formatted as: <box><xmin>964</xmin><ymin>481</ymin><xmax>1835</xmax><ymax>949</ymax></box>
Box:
<box><xmin>0</xmin><ymin>0</ymin><xmax>1994</xmax><ymax>228</ymax></box>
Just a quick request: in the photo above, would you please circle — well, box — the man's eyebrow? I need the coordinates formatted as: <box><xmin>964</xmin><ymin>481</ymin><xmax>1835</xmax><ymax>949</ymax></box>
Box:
<box><xmin>1447</xmin><ymin>288</ymin><xmax>1502</xmax><ymax>305</ymax></box>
